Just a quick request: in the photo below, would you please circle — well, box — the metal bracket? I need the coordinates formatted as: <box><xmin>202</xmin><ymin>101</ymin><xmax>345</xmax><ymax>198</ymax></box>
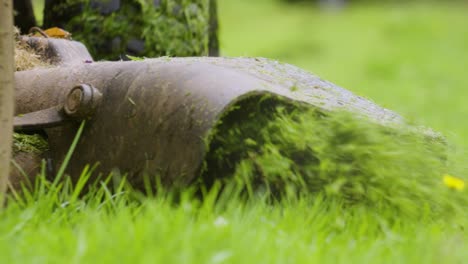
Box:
<box><xmin>14</xmin><ymin>84</ymin><xmax>102</xmax><ymax>131</ymax></box>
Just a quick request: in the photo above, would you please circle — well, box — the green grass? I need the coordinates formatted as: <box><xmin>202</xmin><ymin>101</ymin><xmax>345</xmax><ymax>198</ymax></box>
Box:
<box><xmin>5</xmin><ymin>0</ymin><xmax>468</xmax><ymax>263</ymax></box>
<box><xmin>1</xmin><ymin>166</ymin><xmax>467</xmax><ymax>263</ymax></box>
<box><xmin>1</xmin><ymin>181</ymin><xmax>467</xmax><ymax>263</ymax></box>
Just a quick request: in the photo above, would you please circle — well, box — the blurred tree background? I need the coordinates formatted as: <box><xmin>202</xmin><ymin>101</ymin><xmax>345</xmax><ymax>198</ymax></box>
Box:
<box><xmin>14</xmin><ymin>0</ymin><xmax>218</xmax><ymax>59</ymax></box>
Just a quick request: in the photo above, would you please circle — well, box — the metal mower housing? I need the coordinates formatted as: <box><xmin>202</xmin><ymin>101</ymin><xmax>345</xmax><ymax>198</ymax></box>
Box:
<box><xmin>12</xmin><ymin>37</ymin><xmax>406</xmax><ymax>189</ymax></box>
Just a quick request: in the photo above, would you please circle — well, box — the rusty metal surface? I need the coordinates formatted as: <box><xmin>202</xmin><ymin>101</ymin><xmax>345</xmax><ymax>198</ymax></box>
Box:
<box><xmin>14</xmin><ymin>57</ymin><xmax>405</xmax><ymax>187</ymax></box>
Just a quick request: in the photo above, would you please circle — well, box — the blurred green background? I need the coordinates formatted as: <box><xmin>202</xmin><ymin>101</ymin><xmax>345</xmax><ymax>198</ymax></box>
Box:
<box><xmin>219</xmin><ymin>0</ymin><xmax>468</xmax><ymax>149</ymax></box>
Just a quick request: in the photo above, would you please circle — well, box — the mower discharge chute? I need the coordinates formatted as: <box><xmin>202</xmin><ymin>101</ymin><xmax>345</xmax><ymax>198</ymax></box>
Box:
<box><xmin>12</xmin><ymin>37</ymin><xmax>405</xmax><ymax>189</ymax></box>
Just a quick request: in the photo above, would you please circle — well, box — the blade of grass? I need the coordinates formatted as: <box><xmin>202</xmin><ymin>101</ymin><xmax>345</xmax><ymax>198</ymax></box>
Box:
<box><xmin>53</xmin><ymin>121</ymin><xmax>86</xmax><ymax>186</ymax></box>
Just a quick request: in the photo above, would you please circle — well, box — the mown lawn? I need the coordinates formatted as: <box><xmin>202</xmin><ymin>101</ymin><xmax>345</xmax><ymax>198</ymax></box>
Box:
<box><xmin>2</xmin><ymin>1</ymin><xmax>467</xmax><ymax>263</ymax></box>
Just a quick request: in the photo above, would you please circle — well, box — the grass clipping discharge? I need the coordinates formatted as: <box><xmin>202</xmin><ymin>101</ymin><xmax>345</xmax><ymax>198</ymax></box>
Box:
<box><xmin>203</xmin><ymin>98</ymin><xmax>467</xmax><ymax>220</ymax></box>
